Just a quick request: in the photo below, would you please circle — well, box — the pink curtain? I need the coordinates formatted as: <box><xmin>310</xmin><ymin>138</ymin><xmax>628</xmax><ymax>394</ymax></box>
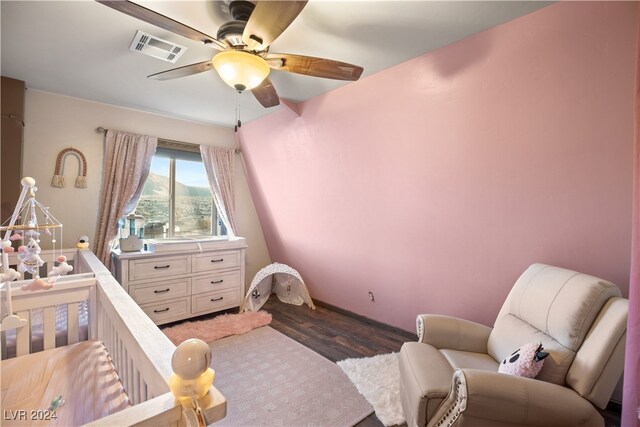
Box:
<box><xmin>95</xmin><ymin>130</ymin><xmax>157</xmax><ymax>269</ymax></box>
<box><xmin>200</xmin><ymin>145</ymin><xmax>238</xmax><ymax>236</ymax></box>
<box><xmin>622</xmin><ymin>15</ymin><xmax>640</xmax><ymax>426</ymax></box>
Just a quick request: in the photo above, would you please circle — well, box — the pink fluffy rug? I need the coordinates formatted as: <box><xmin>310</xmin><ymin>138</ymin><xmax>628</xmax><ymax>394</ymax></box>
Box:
<box><xmin>163</xmin><ymin>311</ymin><xmax>272</xmax><ymax>345</ymax></box>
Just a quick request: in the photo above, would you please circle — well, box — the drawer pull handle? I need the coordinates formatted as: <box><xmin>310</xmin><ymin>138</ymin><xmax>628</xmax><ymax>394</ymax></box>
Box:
<box><xmin>210</xmin><ymin>259</ymin><xmax>224</xmax><ymax>263</ymax></box>
<box><xmin>211</xmin><ymin>279</ymin><xmax>224</xmax><ymax>284</ymax></box>
<box><xmin>154</xmin><ymin>288</ymin><xmax>171</xmax><ymax>294</ymax></box>
<box><xmin>153</xmin><ymin>307</ymin><xmax>170</xmax><ymax>313</ymax></box>
<box><xmin>154</xmin><ymin>265</ymin><xmax>170</xmax><ymax>269</ymax></box>
<box><xmin>210</xmin><ymin>297</ymin><xmax>224</xmax><ymax>302</ymax></box>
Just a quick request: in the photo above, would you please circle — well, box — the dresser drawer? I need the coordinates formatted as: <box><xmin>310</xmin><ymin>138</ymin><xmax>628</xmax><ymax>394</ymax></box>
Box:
<box><xmin>129</xmin><ymin>255</ymin><xmax>189</xmax><ymax>281</ymax></box>
<box><xmin>141</xmin><ymin>298</ymin><xmax>189</xmax><ymax>324</ymax></box>
<box><xmin>192</xmin><ymin>270</ymin><xmax>241</xmax><ymax>295</ymax></box>
<box><xmin>191</xmin><ymin>289</ymin><xmax>240</xmax><ymax>314</ymax></box>
<box><xmin>193</xmin><ymin>251</ymin><xmax>240</xmax><ymax>273</ymax></box>
<box><xmin>130</xmin><ymin>278</ymin><xmax>189</xmax><ymax>305</ymax></box>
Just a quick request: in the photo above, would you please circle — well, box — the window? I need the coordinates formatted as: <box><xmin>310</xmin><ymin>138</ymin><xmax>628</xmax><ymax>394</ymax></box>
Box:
<box><xmin>135</xmin><ymin>146</ymin><xmax>226</xmax><ymax>239</ymax></box>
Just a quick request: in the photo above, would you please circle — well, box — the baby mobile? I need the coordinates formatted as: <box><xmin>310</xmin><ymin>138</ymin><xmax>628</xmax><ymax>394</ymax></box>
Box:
<box><xmin>0</xmin><ymin>177</ymin><xmax>72</xmax><ymax>331</ymax></box>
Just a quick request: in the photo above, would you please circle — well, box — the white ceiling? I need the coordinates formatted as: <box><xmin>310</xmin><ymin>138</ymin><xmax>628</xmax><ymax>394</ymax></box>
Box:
<box><xmin>1</xmin><ymin>1</ymin><xmax>551</xmax><ymax>128</ymax></box>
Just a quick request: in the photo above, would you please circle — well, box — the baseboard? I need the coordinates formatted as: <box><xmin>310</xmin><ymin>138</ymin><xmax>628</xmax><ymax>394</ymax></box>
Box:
<box><xmin>313</xmin><ymin>299</ymin><xmax>416</xmax><ymax>340</ymax></box>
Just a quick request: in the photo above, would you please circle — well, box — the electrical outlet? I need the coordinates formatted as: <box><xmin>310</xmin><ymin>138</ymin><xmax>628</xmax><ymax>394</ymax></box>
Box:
<box><xmin>368</xmin><ymin>291</ymin><xmax>375</xmax><ymax>302</ymax></box>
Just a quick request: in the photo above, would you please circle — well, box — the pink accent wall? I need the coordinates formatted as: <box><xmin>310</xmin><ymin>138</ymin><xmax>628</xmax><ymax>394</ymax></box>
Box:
<box><xmin>240</xmin><ymin>1</ymin><xmax>638</xmax><ymax>331</ymax></box>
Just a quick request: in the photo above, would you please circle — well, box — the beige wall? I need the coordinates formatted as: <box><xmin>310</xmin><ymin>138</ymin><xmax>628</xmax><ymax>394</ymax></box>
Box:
<box><xmin>22</xmin><ymin>89</ymin><xmax>270</xmax><ymax>286</ymax></box>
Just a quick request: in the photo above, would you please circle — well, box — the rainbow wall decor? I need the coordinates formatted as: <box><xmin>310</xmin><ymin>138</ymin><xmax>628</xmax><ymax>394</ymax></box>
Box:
<box><xmin>51</xmin><ymin>147</ymin><xmax>87</xmax><ymax>189</ymax></box>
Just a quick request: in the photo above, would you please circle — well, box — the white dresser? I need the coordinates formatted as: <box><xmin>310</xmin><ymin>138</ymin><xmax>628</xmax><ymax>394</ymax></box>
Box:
<box><xmin>112</xmin><ymin>237</ymin><xmax>247</xmax><ymax>325</ymax></box>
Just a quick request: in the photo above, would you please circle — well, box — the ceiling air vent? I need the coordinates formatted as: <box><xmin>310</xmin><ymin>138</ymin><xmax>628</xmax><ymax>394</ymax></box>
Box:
<box><xmin>129</xmin><ymin>30</ymin><xmax>186</xmax><ymax>63</ymax></box>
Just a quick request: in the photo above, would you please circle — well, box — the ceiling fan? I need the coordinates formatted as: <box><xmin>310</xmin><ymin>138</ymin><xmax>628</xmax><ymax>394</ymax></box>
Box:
<box><xmin>96</xmin><ymin>0</ymin><xmax>364</xmax><ymax>109</ymax></box>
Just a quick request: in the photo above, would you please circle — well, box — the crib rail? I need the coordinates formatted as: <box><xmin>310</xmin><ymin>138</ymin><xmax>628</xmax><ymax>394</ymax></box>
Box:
<box><xmin>85</xmin><ymin>385</ymin><xmax>227</xmax><ymax>427</ymax></box>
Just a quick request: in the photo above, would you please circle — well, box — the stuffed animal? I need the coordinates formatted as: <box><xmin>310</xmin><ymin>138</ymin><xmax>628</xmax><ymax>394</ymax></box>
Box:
<box><xmin>24</xmin><ymin>229</ymin><xmax>40</xmax><ymax>239</ymax></box>
<box><xmin>498</xmin><ymin>342</ymin><xmax>549</xmax><ymax>378</ymax></box>
<box><xmin>17</xmin><ymin>238</ymin><xmax>45</xmax><ymax>275</ymax></box>
<box><xmin>1</xmin><ymin>240</ymin><xmax>14</xmax><ymax>253</ymax></box>
<box><xmin>77</xmin><ymin>235</ymin><xmax>90</xmax><ymax>249</ymax></box>
<box><xmin>48</xmin><ymin>255</ymin><xmax>73</xmax><ymax>277</ymax></box>
<box><xmin>21</xmin><ymin>277</ymin><xmax>54</xmax><ymax>291</ymax></box>
<box><xmin>0</xmin><ymin>268</ymin><xmax>21</xmax><ymax>283</ymax></box>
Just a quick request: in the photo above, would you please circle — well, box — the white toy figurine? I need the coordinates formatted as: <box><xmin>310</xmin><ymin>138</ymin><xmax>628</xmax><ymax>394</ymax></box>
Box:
<box><xmin>77</xmin><ymin>235</ymin><xmax>90</xmax><ymax>249</ymax></box>
<box><xmin>48</xmin><ymin>255</ymin><xmax>73</xmax><ymax>277</ymax></box>
<box><xmin>17</xmin><ymin>238</ymin><xmax>45</xmax><ymax>275</ymax></box>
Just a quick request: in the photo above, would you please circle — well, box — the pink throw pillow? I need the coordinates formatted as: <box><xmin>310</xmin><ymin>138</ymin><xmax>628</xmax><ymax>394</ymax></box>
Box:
<box><xmin>498</xmin><ymin>342</ymin><xmax>549</xmax><ymax>378</ymax></box>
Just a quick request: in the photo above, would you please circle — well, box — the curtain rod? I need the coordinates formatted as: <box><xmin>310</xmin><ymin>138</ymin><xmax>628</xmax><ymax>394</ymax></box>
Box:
<box><xmin>95</xmin><ymin>127</ymin><xmax>241</xmax><ymax>154</ymax></box>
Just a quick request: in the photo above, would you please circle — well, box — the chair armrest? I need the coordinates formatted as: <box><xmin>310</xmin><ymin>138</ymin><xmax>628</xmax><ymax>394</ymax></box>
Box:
<box><xmin>427</xmin><ymin>369</ymin><xmax>604</xmax><ymax>427</ymax></box>
<box><xmin>416</xmin><ymin>314</ymin><xmax>491</xmax><ymax>353</ymax></box>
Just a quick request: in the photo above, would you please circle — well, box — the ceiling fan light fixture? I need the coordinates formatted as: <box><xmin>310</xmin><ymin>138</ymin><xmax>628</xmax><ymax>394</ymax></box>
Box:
<box><xmin>212</xmin><ymin>51</ymin><xmax>270</xmax><ymax>92</ymax></box>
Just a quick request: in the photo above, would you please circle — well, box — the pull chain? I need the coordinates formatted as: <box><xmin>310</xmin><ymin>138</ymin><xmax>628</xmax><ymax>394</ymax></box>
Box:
<box><xmin>234</xmin><ymin>90</ymin><xmax>242</xmax><ymax>132</ymax></box>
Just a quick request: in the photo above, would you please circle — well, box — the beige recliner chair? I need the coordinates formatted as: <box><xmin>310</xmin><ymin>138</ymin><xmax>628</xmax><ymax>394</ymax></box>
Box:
<box><xmin>399</xmin><ymin>263</ymin><xmax>628</xmax><ymax>427</ymax></box>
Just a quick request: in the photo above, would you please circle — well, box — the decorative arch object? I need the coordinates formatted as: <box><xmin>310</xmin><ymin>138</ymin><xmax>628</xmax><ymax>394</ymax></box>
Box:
<box><xmin>51</xmin><ymin>147</ymin><xmax>88</xmax><ymax>188</ymax></box>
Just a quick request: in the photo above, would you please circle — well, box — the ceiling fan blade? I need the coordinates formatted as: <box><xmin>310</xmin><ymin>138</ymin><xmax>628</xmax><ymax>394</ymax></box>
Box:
<box><xmin>266</xmin><ymin>53</ymin><xmax>363</xmax><ymax>81</ymax></box>
<box><xmin>148</xmin><ymin>60</ymin><xmax>213</xmax><ymax>81</ymax></box>
<box><xmin>242</xmin><ymin>1</ymin><xmax>308</xmax><ymax>51</ymax></box>
<box><xmin>96</xmin><ymin>0</ymin><xmax>227</xmax><ymax>50</ymax></box>
<box><xmin>251</xmin><ymin>78</ymin><xmax>280</xmax><ymax>108</ymax></box>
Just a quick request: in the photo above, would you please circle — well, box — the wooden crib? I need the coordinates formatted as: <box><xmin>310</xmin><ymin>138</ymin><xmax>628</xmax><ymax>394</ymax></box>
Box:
<box><xmin>1</xmin><ymin>249</ymin><xmax>226</xmax><ymax>426</ymax></box>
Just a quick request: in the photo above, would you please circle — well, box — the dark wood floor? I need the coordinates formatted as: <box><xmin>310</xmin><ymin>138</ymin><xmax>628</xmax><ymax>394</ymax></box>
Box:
<box><xmin>264</xmin><ymin>299</ymin><xmax>414</xmax><ymax>361</ymax></box>
<box><xmin>259</xmin><ymin>298</ymin><xmax>622</xmax><ymax>427</ymax></box>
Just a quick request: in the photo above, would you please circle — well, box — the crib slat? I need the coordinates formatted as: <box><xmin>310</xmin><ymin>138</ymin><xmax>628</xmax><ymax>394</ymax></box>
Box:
<box><xmin>111</xmin><ymin>324</ymin><xmax>116</xmax><ymax>357</ymax></box>
<box><xmin>43</xmin><ymin>306</ymin><xmax>56</xmax><ymax>350</ymax></box>
<box><xmin>138</xmin><ymin>371</ymin><xmax>146</xmax><ymax>404</ymax></box>
<box><xmin>97</xmin><ymin>303</ymin><xmax>104</xmax><ymax>344</ymax></box>
<box><xmin>122</xmin><ymin>340</ymin><xmax>127</xmax><ymax>380</ymax></box>
<box><xmin>121</xmin><ymin>342</ymin><xmax>130</xmax><ymax>398</ymax></box>
<box><xmin>133</xmin><ymin>364</ymin><xmax>140</xmax><ymax>404</ymax></box>
<box><xmin>67</xmin><ymin>303</ymin><xmax>79</xmax><ymax>344</ymax></box>
<box><xmin>105</xmin><ymin>311</ymin><xmax>110</xmax><ymax>352</ymax></box>
<box><xmin>1</xmin><ymin>330</ymin><xmax>6</xmax><ymax>360</ymax></box>
<box><xmin>89</xmin><ymin>286</ymin><xmax>97</xmax><ymax>339</ymax></box>
<box><xmin>111</xmin><ymin>316</ymin><xmax>115</xmax><ymax>352</ymax></box>
<box><xmin>106</xmin><ymin>312</ymin><xmax>111</xmax><ymax>351</ymax></box>
<box><xmin>106</xmin><ymin>312</ymin><xmax>112</xmax><ymax>353</ymax></box>
<box><xmin>132</xmin><ymin>361</ymin><xmax>137</xmax><ymax>404</ymax></box>
<box><xmin>115</xmin><ymin>329</ymin><xmax>120</xmax><ymax>371</ymax></box>
<box><xmin>125</xmin><ymin>348</ymin><xmax>132</xmax><ymax>397</ymax></box>
<box><xmin>121</xmin><ymin>349</ymin><xmax>126</xmax><ymax>392</ymax></box>
<box><xmin>16</xmin><ymin>310</ymin><xmax>30</xmax><ymax>357</ymax></box>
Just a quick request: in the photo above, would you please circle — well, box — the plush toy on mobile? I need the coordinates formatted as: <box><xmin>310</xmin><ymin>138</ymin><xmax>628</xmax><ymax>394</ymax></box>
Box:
<box><xmin>48</xmin><ymin>255</ymin><xmax>73</xmax><ymax>276</ymax></box>
<box><xmin>17</xmin><ymin>238</ymin><xmax>45</xmax><ymax>275</ymax></box>
<box><xmin>77</xmin><ymin>235</ymin><xmax>90</xmax><ymax>249</ymax></box>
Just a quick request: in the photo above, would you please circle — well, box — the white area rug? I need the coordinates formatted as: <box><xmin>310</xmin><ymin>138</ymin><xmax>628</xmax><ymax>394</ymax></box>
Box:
<box><xmin>337</xmin><ymin>352</ymin><xmax>405</xmax><ymax>426</ymax></box>
<box><xmin>209</xmin><ymin>326</ymin><xmax>373</xmax><ymax>426</ymax></box>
